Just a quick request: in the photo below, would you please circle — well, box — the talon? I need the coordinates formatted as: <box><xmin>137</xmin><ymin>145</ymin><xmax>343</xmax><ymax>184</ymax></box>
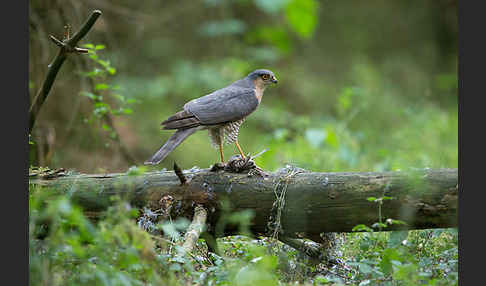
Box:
<box><xmin>210</xmin><ymin>162</ymin><xmax>226</xmax><ymax>172</ymax></box>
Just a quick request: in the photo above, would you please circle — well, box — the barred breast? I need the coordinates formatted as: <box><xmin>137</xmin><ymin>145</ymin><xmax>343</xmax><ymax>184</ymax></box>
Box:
<box><xmin>207</xmin><ymin>118</ymin><xmax>246</xmax><ymax>148</ymax></box>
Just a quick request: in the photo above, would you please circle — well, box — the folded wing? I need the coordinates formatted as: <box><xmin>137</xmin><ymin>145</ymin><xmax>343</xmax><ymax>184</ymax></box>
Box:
<box><xmin>183</xmin><ymin>85</ymin><xmax>258</xmax><ymax>125</ymax></box>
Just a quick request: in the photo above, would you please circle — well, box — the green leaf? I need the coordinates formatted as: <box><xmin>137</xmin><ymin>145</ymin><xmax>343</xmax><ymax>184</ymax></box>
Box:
<box><xmin>324</xmin><ymin>126</ymin><xmax>339</xmax><ymax>148</ymax></box>
<box><xmin>126</xmin><ymin>165</ymin><xmax>148</xmax><ymax>176</ymax></box>
<box><xmin>387</xmin><ymin>230</ymin><xmax>408</xmax><ymax>248</ymax></box>
<box><xmin>93</xmin><ymin>102</ymin><xmax>110</xmax><ymax>116</ymax></box>
<box><xmin>97</xmin><ymin>59</ymin><xmax>110</xmax><ymax>68</ymax></box>
<box><xmin>358</xmin><ymin>262</ymin><xmax>373</xmax><ymax>274</ymax></box>
<box><xmin>83</xmin><ymin>68</ymin><xmax>103</xmax><ymax>77</ymax></box>
<box><xmin>386</xmin><ymin>218</ymin><xmax>407</xmax><ymax>226</ymax></box>
<box><xmin>380</xmin><ymin>248</ymin><xmax>401</xmax><ymax>275</ymax></box>
<box><xmin>95</xmin><ymin>44</ymin><xmax>106</xmax><ymax>50</ymax></box>
<box><xmin>102</xmin><ymin>124</ymin><xmax>111</xmax><ymax>131</ymax></box>
<box><xmin>352</xmin><ymin>224</ymin><xmax>373</xmax><ymax>232</ymax></box>
<box><xmin>94</xmin><ymin>102</ymin><xmax>109</xmax><ymax>108</ymax></box>
<box><xmin>82</xmin><ymin>43</ymin><xmax>95</xmax><ymax>49</ymax></box>
<box><xmin>314</xmin><ymin>275</ymin><xmax>330</xmax><ymax>284</ymax></box>
<box><xmin>285</xmin><ymin>0</ymin><xmax>318</xmax><ymax>38</ymax></box>
<box><xmin>122</xmin><ymin>108</ymin><xmax>133</xmax><ymax>115</ymax></box>
<box><xmin>393</xmin><ymin>263</ymin><xmax>418</xmax><ymax>281</ymax></box>
<box><xmin>116</xmin><ymin>272</ymin><xmax>132</xmax><ymax>286</ymax></box>
<box><xmin>371</xmin><ymin>222</ymin><xmax>387</xmax><ymax>229</ymax></box>
<box><xmin>80</xmin><ymin>91</ymin><xmax>100</xmax><ymax>100</ymax></box>
<box><xmin>95</xmin><ymin>83</ymin><xmax>110</xmax><ymax>90</ymax></box>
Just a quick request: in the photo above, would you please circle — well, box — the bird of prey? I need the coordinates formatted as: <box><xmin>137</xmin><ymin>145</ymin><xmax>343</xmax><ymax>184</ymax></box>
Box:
<box><xmin>144</xmin><ymin>69</ymin><xmax>278</xmax><ymax>165</ymax></box>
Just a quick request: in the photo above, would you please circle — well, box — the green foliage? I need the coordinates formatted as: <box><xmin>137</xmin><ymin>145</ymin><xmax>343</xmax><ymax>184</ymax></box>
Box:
<box><xmin>79</xmin><ymin>43</ymin><xmax>138</xmax><ymax>140</ymax></box>
<box><xmin>30</xmin><ymin>183</ymin><xmax>458</xmax><ymax>285</ymax></box>
<box><xmin>285</xmin><ymin>0</ymin><xmax>318</xmax><ymax>38</ymax></box>
<box><xmin>30</xmin><ymin>186</ymin><xmax>287</xmax><ymax>285</ymax></box>
<box><xmin>342</xmin><ymin>196</ymin><xmax>458</xmax><ymax>285</ymax></box>
<box><xmin>29</xmin><ymin>188</ymin><xmax>168</xmax><ymax>285</ymax></box>
<box><xmin>342</xmin><ymin>229</ymin><xmax>458</xmax><ymax>285</ymax></box>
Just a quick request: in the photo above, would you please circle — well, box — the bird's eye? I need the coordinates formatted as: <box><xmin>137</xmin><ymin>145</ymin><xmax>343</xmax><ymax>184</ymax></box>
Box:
<box><xmin>262</xmin><ymin>74</ymin><xmax>269</xmax><ymax>80</ymax></box>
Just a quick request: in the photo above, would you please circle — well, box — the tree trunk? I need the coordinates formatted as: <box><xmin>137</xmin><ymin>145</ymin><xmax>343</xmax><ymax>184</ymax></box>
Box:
<box><xmin>29</xmin><ymin>167</ymin><xmax>458</xmax><ymax>239</ymax></box>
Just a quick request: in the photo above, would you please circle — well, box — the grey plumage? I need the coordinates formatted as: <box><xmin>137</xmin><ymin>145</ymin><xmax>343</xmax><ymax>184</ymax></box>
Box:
<box><xmin>144</xmin><ymin>69</ymin><xmax>277</xmax><ymax>165</ymax></box>
<box><xmin>184</xmin><ymin>83</ymin><xmax>258</xmax><ymax>125</ymax></box>
<box><xmin>144</xmin><ymin>128</ymin><xmax>198</xmax><ymax>165</ymax></box>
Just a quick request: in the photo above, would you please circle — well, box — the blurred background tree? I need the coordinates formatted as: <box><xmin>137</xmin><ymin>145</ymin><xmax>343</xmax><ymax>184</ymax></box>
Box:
<box><xmin>29</xmin><ymin>0</ymin><xmax>457</xmax><ymax>173</ymax></box>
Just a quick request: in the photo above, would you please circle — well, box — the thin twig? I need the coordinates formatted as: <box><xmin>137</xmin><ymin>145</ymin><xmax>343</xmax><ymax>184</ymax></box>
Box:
<box><xmin>250</xmin><ymin>148</ymin><xmax>269</xmax><ymax>159</ymax></box>
<box><xmin>49</xmin><ymin>35</ymin><xmax>64</xmax><ymax>47</ymax></box>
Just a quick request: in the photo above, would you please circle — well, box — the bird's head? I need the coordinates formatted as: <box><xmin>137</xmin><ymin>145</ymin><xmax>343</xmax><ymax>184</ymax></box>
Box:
<box><xmin>247</xmin><ymin>69</ymin><xmax>278</xmax><ymax>87</ymax></box>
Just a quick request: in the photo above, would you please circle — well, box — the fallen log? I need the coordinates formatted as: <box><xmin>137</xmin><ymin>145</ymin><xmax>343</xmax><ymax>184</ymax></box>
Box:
<box><xmin>29</xmin><ymin>167</ymin><xmax>458</xmax><ymax>240</ymax></box>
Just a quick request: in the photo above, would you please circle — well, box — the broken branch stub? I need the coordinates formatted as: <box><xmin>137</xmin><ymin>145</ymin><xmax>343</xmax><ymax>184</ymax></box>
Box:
<box><xmin>181</xmin><ymin>205</ymin><xmax>208</xmax><ymax>253</ymax></box>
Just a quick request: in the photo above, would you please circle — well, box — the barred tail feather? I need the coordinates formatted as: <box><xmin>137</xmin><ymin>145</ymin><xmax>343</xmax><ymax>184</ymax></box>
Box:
<box><xmin>144</xmin><ymin>128</ymin><xmax>198</xmax><ymax>165</ymax></box>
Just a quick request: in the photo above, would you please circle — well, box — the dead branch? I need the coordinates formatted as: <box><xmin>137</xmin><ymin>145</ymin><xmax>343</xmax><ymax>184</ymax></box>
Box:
<box><xmin>181</xmin><ymin>205</ymin><xmax>208</xmax><ymax>253</ymax></box>
<box><xmin>29</xmin><ymin>10</ymin><xmax>102</xmax><ymax>133</ymax></box>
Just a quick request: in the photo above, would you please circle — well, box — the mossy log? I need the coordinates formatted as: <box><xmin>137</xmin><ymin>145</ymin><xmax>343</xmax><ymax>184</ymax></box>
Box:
<box><xmin>29</xmin><ymin>167</ymin><xmax>458</xmax><ymax>240</ymax></box>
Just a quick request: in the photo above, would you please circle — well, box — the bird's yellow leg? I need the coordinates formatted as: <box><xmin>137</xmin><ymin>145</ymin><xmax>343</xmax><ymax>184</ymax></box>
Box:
<box><xmin>219</xmin><ymin>143</ymin><xmax>225</xmax><ymax>163</ymax></box>
<box><xmin>235</xmin><ymin>141</ymin><xmax>245</xmax><ymax>159</ymax></box>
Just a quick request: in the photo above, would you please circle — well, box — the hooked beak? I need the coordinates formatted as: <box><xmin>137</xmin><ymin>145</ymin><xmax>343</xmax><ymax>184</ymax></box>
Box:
<box><xmin>271</xmin><ymin>75</ymin><xmax>278</xmax><ymax>84</ymax></box>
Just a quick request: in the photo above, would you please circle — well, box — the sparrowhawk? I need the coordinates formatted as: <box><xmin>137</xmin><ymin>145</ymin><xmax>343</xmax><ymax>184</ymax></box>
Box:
<box><xmin>144</xmin><ymin>69</ymin><xmax>278</xmax><ymax>165</ymax></box>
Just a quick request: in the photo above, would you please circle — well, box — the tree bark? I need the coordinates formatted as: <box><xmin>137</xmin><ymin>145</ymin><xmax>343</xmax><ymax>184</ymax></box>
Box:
<box><xmin>29</xmin><ymin>167</ymin><xmax>458</xmax><ymax>239</ymax></box>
